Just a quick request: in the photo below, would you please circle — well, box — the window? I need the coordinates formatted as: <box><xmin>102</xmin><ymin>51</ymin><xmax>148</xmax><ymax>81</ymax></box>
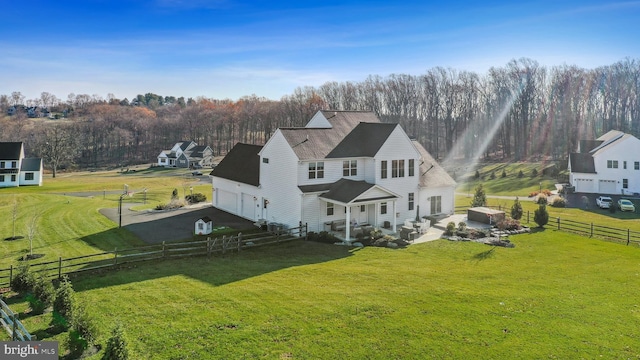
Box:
<box><xmin>25</xmin><ymin>173</ymin><xmax>34</xmax><ymax>181</ymax></box>
<box><xmin>360</xmin><ymin>205</ymin><xmax>366</xmax><ymax>212</ymax></box>
<box><xmin>327</xmin><ymin>202</ymin><xmax>334</xmax><ymax>216</ymax></box>
<box><xmin>624</xmin><ymin>161</ymin><xmax>627</xmax><ymax>169</ymax></box>
<box><xmin>10</xmin><ymin>175</ymin><xmax>16</xmax><ymax>182</ymax></box>
<box><xmin>11</xmin><ymin>161</ymin><xmax>16</xmax><ymax>168</ymax></box>
<box><xmin>381</xmin><ymin>160</ymin><xmax>387</xmax><ymax>179</ymax></box>
<box><xmin>408</xmin><ymin>192</ymin><xmax>414</xmax><ymax>211</ymax></box>
<box><xmin>607</xmin><ymin>160</ymin><xmax>619</xmax><ymax>169</ymax></box>
<box><xmin>0</xmin><ymin>175</ymin><xmax>4</xmax><ymax>182</ymax></box>
<box><xmin>262</xmin><ymin>158</ymin><xmax>269</xmax><ymax>164</ymax></box>
<box><xmin>392</xmin><ymin>160</ymin><xmax>405</xmax><ymax>178</ymax></box>
<box><xmin>0</xmin><ymin>161</ymin><xmax>4</xmax><ymax>168</ymax></box>
<box><xmin>430</xmin><ymin>196</ymin><xmax>442</xmax><ymax>214</ymax></box>
<box><xmin>308</xmin><ymin>162</ymin><xmax>324</xmax><ymax>179</ymax></box>
<box><xmin>623</xmin><ymin>179</ymin><xmax>629</xmax><ymax>189</ymax></box>
<box><xmin>380</xmin><ymin>202</ymin><xmax>387</xmax><ymax>214</ymax></box>
<box><xmin>635</xmin><ymin>161</ymin><xmax>639</xmax><ymax>170</ymax></box>
<box><xmin>343</xmin><ymin>160</ymin><xmax>357</xmax><ymax>176</ymax></box>
<box><xmin>198</xmin><ymin>222</ymin><xmax>204</xmax><ymax>230</ymax></box>
<box><xmin>409</xmin><ymin>159</ymin><xmax>415</xmax><ymax>177</ymax></box>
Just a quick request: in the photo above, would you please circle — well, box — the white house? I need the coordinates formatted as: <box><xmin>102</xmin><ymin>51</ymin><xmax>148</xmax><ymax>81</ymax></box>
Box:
<box><xmin>157</xmin><ymin>141</ymin><xmax>213</xmax><ymax>168</ymax></box>
<box><xmin>195</xmin><ymin>216</ymin><xmax>213</xmax><ymax>235</ymax></box>
<box><xmin>210</xmin><ymin>110</ymin><xmax>456</xmax><ymax>240</ymax></box>
<box><xmin>568</xmin><ymin>130</ymin><xmax>640</xmax><ymax>195</ymax></box>
<box><xmin>0</xmin><ymin>142</ymin><xmax>43</xmax><ymax>188</ymax></box>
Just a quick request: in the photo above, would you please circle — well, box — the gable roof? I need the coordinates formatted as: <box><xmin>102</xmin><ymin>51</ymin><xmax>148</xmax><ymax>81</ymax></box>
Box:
<box><xmin>318</xmin><ymin>178</ymin><xmax>397</xmax><ymax>204</ymax></box>
<box><xmin>327</xmin><ymin>123</ymin><xmax>397</xmax><ymax>158</ymax></box>
<box><xmin>0</xmin><ymin>142</ymin><xmax>23</xmax><ymax>160</ymax></box>
<box><xmin>279</xmin><ymin>111</ymin><xmax>390</xmax><ymax>160</ymax></box>
<box><xmin>21</xmin><ymin>158</ymin><xmax>42</xmax><ymax>171</ymax></box>
<box><xmin>579</xmin><ymin>140</ymin><xmax>603</xmax><ymax>153</ymax></box>
<box><xmin>569</xmin><ymin>152</ymin><xmax>596</xmax><ymax>173</ymax></box>
<box><xmin>210</xmin><ymin>143</ymin><xmax>262</xmax><ymax>186</ymax></box>
<box><xmin>412</xmin><ymin>141</ymin><xmax>457</xmax><ymax>188</ymax></box>
<box><xmin>185</xmin><ymin>145</ymin><xmax>210</xmax><ymax>158</ymax></box>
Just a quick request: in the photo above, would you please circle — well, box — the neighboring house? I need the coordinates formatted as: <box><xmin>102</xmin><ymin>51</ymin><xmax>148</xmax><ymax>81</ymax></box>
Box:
<box><xmin>0</xmin><ymin>142</ymin><xmax>43</xmax><ymax>188</ymax></box>
<box><xmin>568</xmin><ymin>130</ymin><xmax>640</xmax><ymax>194</ymax></box>
<box><xmin>157</xmin><ymin>141</ymin><xmax>213</xmax><ymax>168</ymax></box>
<box><xmin>210</xmin><ymin>110</ymin><xmax>456</xmax><ymax>240</ymax></box>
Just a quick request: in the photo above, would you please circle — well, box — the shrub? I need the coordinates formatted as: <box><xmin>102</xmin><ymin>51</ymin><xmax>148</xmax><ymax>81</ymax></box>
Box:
<box><xmin>517</xmin><ymin>170</ymin><xmax>524</xmax><ymax>178</ymax></box>
<box><xmin>490</xmin><ymin>171</ymin><xmax>496</xmax><ymax>180</ymax></box>
<box><xmin>307</xmin><ymin>231</ymin><xmax>339</xmax><ymax>244</ymax></box>
<box><xmin>11</xmin><ymin>263</ymin><xmax>35</xmax><ymax>293</ymax></box>
<box><xmin>550</xmin><ymin>196</ymin><xmax>566</xmax><ymax>208</ymax></box>
<box><xmin>29</xmin><ymin>275</ymin><xmax>55</xmax><ymax>314</ymax></box>
<box><xmin>501</xmin><ymin>169</ymin><xmax>507</xmax><ymax>178</ymax></box>
<box><xmin>457</xmin><ymin>222</ymin><xmax>467</xmax><ymax>231</ymax></box>
<box><xmin>185</xmin><ymin>193</ymin><xmax>207</xmax><ymax>204</ymax></box>
<box><xmin>445</xmin><ymin>222</ymin><xmax>456</xmax><ymax>235</ymax></box>
<box><xmin>68</xmin><ymin>304</ymin><xmax>98</xmax><ymax>355</ymax></box>
<box><xmin>531</xmin><ymin>168</ymin><xmax>538</xmax><ymax>177</ymax></box>
<box><xmin>54</xmin><ymin>276</ymin><xmax>76</xmax><ymax>319</ymax></box>
<box><xmin>510</xmin><ymin>197</ymin><xmax>523</xmax><ymax>220</ymax></box>
<box><xmin>534</xmin><ymin>204</ymin><xmax>549</xmax><ymax>228</ymax></box>
<box><xmin>474</xmin><ymin>170</ymin><xmax>480</xmax><ymax>179</ymax></box>
<box><xmin>497</xmin><ymin>218</ymin><xmax>521</xmax><ymax>231</ymax></box>
<box><xmin>171</xmin><ymin>188</ymin><xmax>178</xmax><ymax>200</ymax></box>
<box><xmin>535</xmin><ymin>194</ymin><xmax>548</xmax><ymax>205</ymax></box>
<box><xmin>103</xmin><ymin>322</ymin><xmax>130</xmax><ymax>360</ymax></box>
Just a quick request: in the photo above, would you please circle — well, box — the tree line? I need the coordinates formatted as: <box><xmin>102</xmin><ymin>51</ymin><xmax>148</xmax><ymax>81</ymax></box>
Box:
<box><xmin>1</xmin><ymin>57</ymin><xmax>639</xmax><ymax>175</ymax></box>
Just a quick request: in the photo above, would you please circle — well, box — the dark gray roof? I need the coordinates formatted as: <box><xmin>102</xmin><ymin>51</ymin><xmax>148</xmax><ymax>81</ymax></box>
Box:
<box><xmin>0</xmin><ymin>142</ymin><xmax>23</xmax><ymax>160</ymax></box>
<box><xmin>280</xmin><ymin>110</ymin><xmax>382</xmax><ymax>160</ymax></box>
<box><xmin>569</xmin><ymin>153</ymin><xmax>596</xmax><ymax>173</ymax></box>
<box><xmin>579</xmin><ymin>140</ymin><xmax>603</xmax><ymax>153</ymax></box>
<box><xmin>326</xmin><ymin>123</ymin><xmax>397</xmax><ymax>158</ymax></box>
<box><xmin>298</xmin><ymin>183</ymin><xmax>334</xmax><ymax>193</ymax></box>
<box><xmin>413</xmin><ymin>141</ymin><xmax>456</xmax><ymax>188</ymax></box>
<box><xmin>210</xmin><ymin>143</ymin><xmax>262</xmax><ymax>186</ymax></box>
<box><xmin>20</xmin><ymin>158</ymin><xmax>42</xmax><ymax>171</ymax></box>
<box><xmin>319</xmin><ymin>178</ymin><xmax>396</xmax><ymax>204</ymax></box>
<box><xmin>178</xmin><ymin>141</ymin><xmax>194</xmax><ymax>151</ymax></box>
<box><xmin>198</xmin><ymin>216</ymin><xmax>212</xmax><ymax>223</ymax></box>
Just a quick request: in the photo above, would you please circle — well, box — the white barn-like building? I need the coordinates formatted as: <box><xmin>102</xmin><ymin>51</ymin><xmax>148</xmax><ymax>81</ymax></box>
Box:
<box><xmin>210</xmin><ymin>111</ymin><xmax>456</xmax><ymax>240</ymax></box>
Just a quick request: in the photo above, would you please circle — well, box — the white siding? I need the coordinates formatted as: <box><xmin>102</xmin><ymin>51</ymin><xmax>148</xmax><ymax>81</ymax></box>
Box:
<box><xmin>259</xmin><ymin>131</ymin><xmax>303</xmax><ymax>229</ymax></box>
<box><xmin>211</xmin><ymin>177</ymin><xmax>261</xmax><ymax>220</ymax></box>
<box><xmin>419</xmin><ymin>186</ymin><xmax>455</xmax><ymax>216</ymax></box>
<box><xmin>301</xmin><ymin>193</ymin><xmax>323</xmax><ymax>232</ymax></box>
<box><xmin>216</xmin><ymin>189</ymin><xmax>237</xmax><ymax>213</ymax></box>
<box><xmin>585</xmin><ymin>136</ymin><xmax>640</xmax><ymax>194</ymax></box>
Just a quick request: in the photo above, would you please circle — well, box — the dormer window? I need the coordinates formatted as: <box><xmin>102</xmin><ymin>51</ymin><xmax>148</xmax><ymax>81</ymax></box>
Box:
<box><xmin>343</xmin><ymin>160</ymin><xmax>357</xmax><ymax>176</ymax></box>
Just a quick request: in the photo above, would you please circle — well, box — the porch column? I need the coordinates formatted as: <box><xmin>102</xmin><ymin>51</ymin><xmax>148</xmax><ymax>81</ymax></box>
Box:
<box><xmin>392</xmin><ymin>200</ymin><xmax>397</xmax><ymax>232</ymax></box>
<box><xmin>345</xmin><ymin>206</ymin><xmax>351</xmax><ymax>242</ymax></box>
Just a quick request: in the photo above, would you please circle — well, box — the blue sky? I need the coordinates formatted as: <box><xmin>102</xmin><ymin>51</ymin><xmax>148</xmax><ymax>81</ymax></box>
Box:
<box><xmin>2</xmin><ymin>0</ymin><xmax>639</xmax><ymax>102</ymax></box>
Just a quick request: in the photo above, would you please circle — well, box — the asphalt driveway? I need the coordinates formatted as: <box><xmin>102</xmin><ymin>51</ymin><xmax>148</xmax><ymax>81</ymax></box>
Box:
<box><xmin>99</xmin><ymin>203</ymin><xmax>256</xmax><ymax>244</ymax></box>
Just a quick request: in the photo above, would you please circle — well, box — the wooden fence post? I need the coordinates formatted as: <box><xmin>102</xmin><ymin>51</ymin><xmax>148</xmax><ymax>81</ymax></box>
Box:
<box><xmin>590</xmin><ymin>223</ymin><xmax>593</xmax><ymax>238</ymax></box>
<box><xmin>237</xmin><ymin>233</ymin><xmax>242</xmax><ymax>252</ymax></box>
<box><xmin>527</xmin><ymin>211</ymin><xmax>530</xmax><ymax>224</ymax></box>
<box><xmin>162</xmin><ymin>242</ymin><xmax>166</xmax><ymax>258</ymax></box>
<box><xmin>58</xmin><ymin>257</ymin><xmax>62</xmax><ymax>280</ymax></box>
<box><xmin>222</xmin><ymin>235</ymin><xmax>227</xmax><ymax>254</ymax></box>
<box><xmin>557</xmin><ymin>217</ymin><xmax>560</xmax><ymax>230</ymax></box>
<box><xmin>628</xmin><ymin>229</ymin><xmax>631</xmax><ymax>246</ymax></box>
<box><xmin>12</xmin><ymin>314</ymin><xmax>17</xmax><ymax>341</ymax></box>
<box><xmin>114</xmin><ymin>248</ymin><xmax>118</xmax><ymax>265</ymax></box>
<box><xmin>9</xmin><ymin>265</ymin><xmax>12</xmax><ymax>286</ymax></box>
<box><xmin>207</xmin><ymin>237</ymin><xmax>211</xmax><ymax>257</ymax></box>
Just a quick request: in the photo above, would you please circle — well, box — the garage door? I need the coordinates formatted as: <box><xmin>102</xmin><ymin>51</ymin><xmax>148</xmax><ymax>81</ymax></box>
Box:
<box><xmin>574</xmin><ymin>178</ymin><xmax>595</xmax><ymax>193</ymax></box>
<box><xmin>217</xmin><ymin>190</ymin><xmax>238</xmax><ymax>214</ymax></box>
<box><xmin>598</xmin><ymin>180</ymin><xmax>616</xmax><ymax>194</ymax></box>
<box><xmin>241</xmin><ymin>193</ymin><xmax>256</xmax><ymax>220</ymax></box>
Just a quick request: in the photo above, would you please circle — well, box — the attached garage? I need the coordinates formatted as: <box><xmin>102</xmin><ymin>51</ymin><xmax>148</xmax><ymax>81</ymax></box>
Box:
<box><xmin>241</xmin><ymin>193</ymin><xmax>257</xmax><ymax>220</ymax></box>
<box><xmin>598</xmin><ymin>179</ymin><xmax>617</xmax><ymax>194</ymax></box>
<box><xmin>574</xmin><ymin>178</ymin><xmax>596</xmax><ymax>193</ymax></box>
<box><xmin>216</xmin><ymin>189</ymin><xmax>238</xmax><ymax>214</ymax></box>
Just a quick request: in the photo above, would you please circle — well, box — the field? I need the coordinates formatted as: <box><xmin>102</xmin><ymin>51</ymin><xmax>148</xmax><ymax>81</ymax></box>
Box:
<box><xmin>1</xmin><ymin>164</ymin><xmax>640</xmax><ymax>359</ymax></box>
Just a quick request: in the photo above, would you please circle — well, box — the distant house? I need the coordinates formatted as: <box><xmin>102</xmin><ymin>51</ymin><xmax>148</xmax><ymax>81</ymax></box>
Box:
<box><xmin>210</xmin><ymin>110</ymin><xmax>456</xmax><ymax>240</ymax></box>
<box><xmin>157</xmin><ymin>141</ymin><xmax>214</xmax><ymax>168</ymax></box>
<box><xmin>0</xmin><ymin>142</ymin><xmax>43</xmax><ymax>188</ymax></box>
<box><xmin>568</xmin><ymin>130</ymin><xmax>640</xmax><ymax>194</ymax></box>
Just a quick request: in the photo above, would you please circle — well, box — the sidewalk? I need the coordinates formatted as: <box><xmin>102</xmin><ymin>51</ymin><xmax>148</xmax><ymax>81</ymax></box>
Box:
<box><xmin>412</xmin><ymin>213</ymin><xmax>493</xmax><ymax>244</ymax></box>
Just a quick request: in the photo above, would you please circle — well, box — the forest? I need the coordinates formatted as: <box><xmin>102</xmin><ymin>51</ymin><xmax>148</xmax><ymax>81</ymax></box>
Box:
<box><xmin>1</xmin><ymin>57</ymin><xmax>639</xmax><ymax>175</ymax></box>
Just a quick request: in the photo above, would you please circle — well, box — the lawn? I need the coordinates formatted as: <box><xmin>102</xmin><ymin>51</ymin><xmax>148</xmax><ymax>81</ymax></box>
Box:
<box><xmin>7</xmin><ymin>232</ymin><xmax>640</xmax><ymax>359</ymax></box>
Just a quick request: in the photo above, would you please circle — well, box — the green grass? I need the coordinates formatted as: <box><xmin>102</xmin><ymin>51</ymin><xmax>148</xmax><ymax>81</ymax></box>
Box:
<box><xmin>7</xmin><ymin>234</ymin><xmax>640</xmax><ymax>359</ymax></box>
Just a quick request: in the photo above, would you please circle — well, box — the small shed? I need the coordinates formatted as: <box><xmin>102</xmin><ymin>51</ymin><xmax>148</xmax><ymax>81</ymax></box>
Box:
<box><xmin>195</xmin><ymin>216</ymin><xmax>213</xmax><ymax>235</ymax></box>
<box><xmin>467</xmin><ymin>207</ymin><xmax>505</xmax><ymax>225</ymax></box>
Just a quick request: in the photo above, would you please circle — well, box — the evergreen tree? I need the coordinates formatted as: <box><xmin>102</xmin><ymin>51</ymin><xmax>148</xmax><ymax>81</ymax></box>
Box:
<box><xmin>471</xmin><ymin>184</ymin><xmax>487</xmax><ymax>207</ymax></box>
<box><xmin>103</xmin><ymin>322</ymin><xmax>130</xmax><ymax>360</ymax></box>
<box><xmin>510</xmin><ymin>197</ymin><xmax>523</xmax><ymax>220</ymax></box>
<box><xmin>534</xmin><ymin>204</ymin><xmax>549</xmax><ymax>228</ymax></box>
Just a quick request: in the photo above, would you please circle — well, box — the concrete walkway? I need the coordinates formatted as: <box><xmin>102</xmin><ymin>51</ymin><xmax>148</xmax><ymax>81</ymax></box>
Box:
<box><xmin>411</xmin><ymin>213</ymin><xmax>493</xmax><ymax>244</ymax></box>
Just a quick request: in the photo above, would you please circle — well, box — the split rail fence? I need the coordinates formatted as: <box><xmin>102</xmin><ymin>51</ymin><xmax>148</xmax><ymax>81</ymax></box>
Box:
<box><xmin>0</xmin><ymin>224</ymin><xmax>307</xmax><ymax>289</ymax></box>
<box><xmin>0</xmin><ymin>297</ymin><xmax>33</xmax><ymax>341</ymax></box>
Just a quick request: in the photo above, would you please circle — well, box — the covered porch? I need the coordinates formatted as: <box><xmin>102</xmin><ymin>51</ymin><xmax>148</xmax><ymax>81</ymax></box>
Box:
<box><xmin>319</xmin><ymin>179</ymin><xmax>400</xmax><ymax>242</ymax></box>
